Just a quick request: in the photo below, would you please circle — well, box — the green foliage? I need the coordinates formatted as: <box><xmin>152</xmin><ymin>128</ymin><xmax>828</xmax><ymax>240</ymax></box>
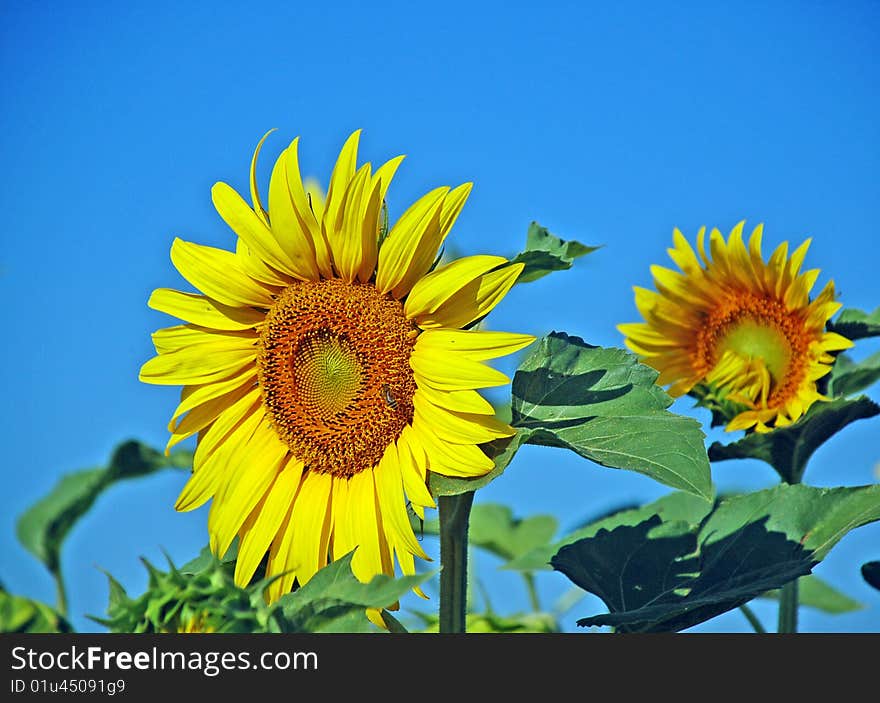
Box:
<box><xmin>94</xmin><ymin>554</ymin><xmax>280</xmax><ymax>633</ymax></box>
<box><xmin>829</xmin><ymin>351</ymin><xmax>880</xmax><ymax>398</ymax></box>
<box><xmin>275</xmin><ymin>552</ymin><xmax>435</xmax><ymax>633</ymax></box>
<box><xmin>511</xmin><ymin>332</ymin><xmax>714</xmax><ymax>500</ymax></box>
<box><xmin>507</xmin><ymin>491</ymin><xmax>711</xmax><ymax>572</ymax></box>
<box><xmin>16</xmin><ymin>440</ymin><xmax>192</xmax><ymax>577</ymax></box>
<box><xmin>551</xmin><ymin>484</ymin><xmax>880</xmax><ymax>632</ymax></box>
<box><xmin>0</xmin><ymin>589</ymin><xmax>73</xmax><ymax>633</ymax></box>
<box><xmin>420</xmin><ymin>502</ymin><xmax>558</xmax><ymax>564</ymax></box>
<box><xmin>511</xmin><ymin>222</ymin><xmax>599</xmax><ymax>284</ymax></box>
<box><xmin>96</xmin><ymin>548</ymin><xmax>433</xmax><ymax>634</ymax></box>
<box><xmin>412</xmin><ymin>610</ymin><xmax>559</xmax><ymax>633</ymax></box>
<box><xmin>827</xmin><ymin>306</ymin><xmax>880</xmax><ymax>341</ymax></box>
<box><xmin>708</xmin><ymin>396</ymin><xmax>880</xmax><ymax>484</ymax></box>
<box><xmin>760</xmin><ymin>575</ymin><xmax>862</xmax><ymax>614</ymax></box>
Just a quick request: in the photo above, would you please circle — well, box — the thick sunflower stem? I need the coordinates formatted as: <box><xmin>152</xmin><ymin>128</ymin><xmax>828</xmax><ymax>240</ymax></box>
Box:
<box><xmin>778</xmin><ymin>579</ymin><xmax>799</xmax><ymax>634</ymax></box>
<box><xmin>777</xmin><ymin>474</ymin><xmax>801</xmax><ymax>634</ymax></box>
<box><xmin>438</xmin><ymin>491</ymin><xmax>474</xmax><ymax>634</ymax></box>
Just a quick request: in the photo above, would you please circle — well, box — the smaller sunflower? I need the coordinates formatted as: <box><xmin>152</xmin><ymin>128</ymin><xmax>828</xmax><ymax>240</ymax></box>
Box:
<box><xmin>619</xmin><ymin>221</ymin><xmax>853</xmax><ymax>432</ymax></box>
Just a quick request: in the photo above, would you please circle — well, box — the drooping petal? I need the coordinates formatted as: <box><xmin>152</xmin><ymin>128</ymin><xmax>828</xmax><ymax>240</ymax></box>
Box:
<box><xmin>170</xmin><ymin>238</ymin><xmax>275</xmax><ymax>308</ymax></box>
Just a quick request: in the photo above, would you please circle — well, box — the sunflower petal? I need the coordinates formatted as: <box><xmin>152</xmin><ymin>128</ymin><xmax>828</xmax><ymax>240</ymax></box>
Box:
<box><xmin>170</xmin><ymin>238</ymin><xmax>275</xmax><ymax>308</ymax></box>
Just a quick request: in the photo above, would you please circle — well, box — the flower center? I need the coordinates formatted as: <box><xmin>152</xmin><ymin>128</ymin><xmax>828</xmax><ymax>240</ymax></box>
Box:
<box><xmin>694</xmin><ymin>293</ymin><xmax>809</xmax><ymax>406</ymax></box>
<box><xmin>257</xmin><ymin>278</ymin><xmax>418</xmax><ymax>478</ymax></box>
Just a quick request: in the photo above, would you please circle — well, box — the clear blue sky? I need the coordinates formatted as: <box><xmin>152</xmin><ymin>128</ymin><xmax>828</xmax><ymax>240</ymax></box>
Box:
<box><xmin>1</xmin><ymin>0</ymin><xmax>878</xmax><ymax>633</ymax></box>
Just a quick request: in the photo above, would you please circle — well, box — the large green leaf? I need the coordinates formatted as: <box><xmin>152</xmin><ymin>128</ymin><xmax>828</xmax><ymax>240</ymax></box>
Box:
<box><xmin>829</xmin><ymin>351</ymin><xmax>880</xmax><ymax>398</ymax></box>
<box><xmin>16</xmin><ymin>441</ymin><xmax>192</xmax><ymax>576</ymax></box>
<box><xmin>511</xmin><ymin>222</ymin><xmax>599</xmax><ymax>284</ymax></box>
<box><xmin>552</xmin><ymin>484</ymin><xmax>880</xmax><ymax>632</ymax></box>
<box><xmin>708</xmin><ymin>396</ymin><xmax>880</xmax><ymax>484</ymax></box>
<box><xmin>760</xmin><ymin>575</ymin><xmax>862</xmax><ymax>614</ymax></box>
<box><xmin>0</xmin><ymin>589</ymin><xmax>73</xmax><ymax>633</ymax></box>
<box><xmin>509</xmin><ymin>332</ymin><xmax>714</xmax><ymax>500</ymax></box>
<box><xmin>827</xmin><ymin>306</ymin><xmax>880</xmax><ymax>341</ymax></box>
<box><xmin>507</xmin><ymin>491</ymin><xmax>711</xmax><ymax>572</ymax></box>
<box><xmin>276</xmin><ymin>552</ymin><xmax>435</xmax><ymax>633</ymax></box>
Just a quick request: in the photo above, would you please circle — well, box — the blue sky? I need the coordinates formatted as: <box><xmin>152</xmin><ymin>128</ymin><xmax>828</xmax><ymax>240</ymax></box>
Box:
<box><xmin>1</xmin><ymin>0</ymin><xmax>878</xmax><ymax>633</ymax></box>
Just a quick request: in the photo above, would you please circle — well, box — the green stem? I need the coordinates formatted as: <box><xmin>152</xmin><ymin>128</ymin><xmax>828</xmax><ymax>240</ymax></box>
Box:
<box><xmin>438</xmin><ymin>491</ymin><xmax>474</xmax><ymax>633</ymax></box>
<box><xmin>777</xmin><ymin>472</ymin><xmax>801</xmax><ymax>634</ymax></box>
<box><xmin>739</xmin><ymin>603</ymin><xmax>766</xmax><ymax>634</ymax></box>
<box><xmin>523</xmin><ymin>572</ymin><xmax>541</xmax><ymax>613</ymax></box>
<box><xmin>53</xmin><ymin>568</ymin><xmax>68</xmax><ymax>618</ymax></box>
<box><xmin>778</xmin><ymin>579</ymin><xmax>799</xmax><ymax>634</ymax></box>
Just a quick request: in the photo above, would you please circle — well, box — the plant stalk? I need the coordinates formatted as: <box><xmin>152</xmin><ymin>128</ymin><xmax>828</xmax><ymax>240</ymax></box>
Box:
<box><xmin>53</xmin><ymin>568</ymin><xmax>68</xmax><ymax>618</ymax></box>
<box><xmin>438</xmin><ymin>491</ymin><xmax>474</xmax><ymax>633</ymax></box>
<box><xmin>777</xmin><ymin>579</ymin><xmax>799</xmax><ymax>634</ymax></box>
<box><xmin>777</xmin><ymin>473</ymin><xmax>801</xmax><ymax>633</ymax></box>
<box><xmin>739</xmin><ymin>603</ymin><xmax>766</xmax><ymax>634</ymax></box>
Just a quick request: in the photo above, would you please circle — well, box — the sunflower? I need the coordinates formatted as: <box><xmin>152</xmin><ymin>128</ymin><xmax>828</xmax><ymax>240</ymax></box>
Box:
<box><xmin>618</xmin><ymin>221</ymin><xmax>853</xmax><ymax>432</ymax></box>
<box><xmin>140</xmin><ymin>129</ymin><xmax>532</xmax><ymax>606</ymax></box>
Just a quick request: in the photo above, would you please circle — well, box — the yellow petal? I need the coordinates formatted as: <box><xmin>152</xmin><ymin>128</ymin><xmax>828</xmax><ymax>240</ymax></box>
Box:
<box><xmin>148</xmin><ymin>288</ymin><xmax>264</xmax><ymax>330</ymax></box>
<box><xmin>323</xmin><ymin>130</ymin><xmax>362</xmax><ymax>237</ymax></box>
<box><xmin>249</xmin><ymin>128</ymin><xmax>276</xmax><ymax>225</ymax></box>
<box><xmin>404</xmin><ymin>255</ymin><xmax>507</xmax><ymax>319</ymax></box>
<box><xmin>347</xmin><ymin>469</ymin><xmax>386</xmax><ymax>582</ymax></box>
<box><xmin>413</xmin><ymin>383</ymin><xmax>495</xmax><ymax>415</ymax></box>
<box><xmin>212</xmin><ymin>181</ymin><xmax>300</xmax><ymax>279</ymax></box>
<box><xmin>166</xmin><ymin>378</ymin><xmax>254</xmax><ymax>450</ymax></box>
<box><xmin>209</xmin><ymin>415</ymin><xmax>288</xmax><ymax>558</ymax></box>
<box><xmin>331</xmin><ymin>163</ymin><xmax>373</xmax><ymax>282</ymax></box>
<box><xmin>170</xmin><ymin>238</ymin><xmax>274</xmax><ymax>308</ymax></box>
<box><xmin>190</xmin><ymin>388</ymin><xmax>262</xmax><ymax>472</ymax></box>
<box><xmin>284</xmin><ymin>138</ymin><xmax>333</xmax><ymax>278</ymax></box>
<box><xmin>287</xmin><ymin>470</ymin><xmax>333</xmax><ymax>585</ymax></box>
<box><xmin>139</xmin><ymin>344</ymin><xmax>255</xmax><ymax>386</ymax></box>
<box><xmin>267</xmin><ymin>146</ymin><xmax>320</xmax><ymax>281</ymax></box>
<box><xmin>413</xmin><ymin>394</ymin><xmax>513</xmax><ymax>444</ymax></box>
<box><xmin>412</xmin><ymin>263</ymin><xmax>524</xmax><ymax>330</ymax></box>
<box><xmin>410</xmin><ymin>345</ymin><xmax>510</xmax><ymax>390</ymax></box>
<box><xmin>416</xmin><ymin>329</ymin><xmax>534</xmax><ymax>361</ymax></box>
<box><xmin>375</xmin><ymin>186</ymin><xmax>448</xmax><ymax>296</ymax></box>
<box><xmin>410</xmin><ymin>421</ymin><xmax>494</xmax><ymax>477</ymax></box>
<box><xmin>438</xmin><ymin>182</ymin><xmax>472</xmax><ymax>244</ymax></box>
<box><xmin>234</xmin><ymin>455</ymin><xmax>304</xmax><ymax>587</ymax></box>
<box><xmin>395</xmin><ymin>428</ymin><xmax>435</xmax><ymax>510</ymax></box>
<box><xmin>169</xmin><ymin>370</ymin><xmax>256</xmax><ymax>430</ymax></box>
<box><xmin>374</xmin><ymin>445</ymin><xmax>428</xmax><ymax>558</ymax></box>
<box><xmin>174</xmin><ymin>390</ymin><xmax>262</xmax><ymax>511</ymax></box>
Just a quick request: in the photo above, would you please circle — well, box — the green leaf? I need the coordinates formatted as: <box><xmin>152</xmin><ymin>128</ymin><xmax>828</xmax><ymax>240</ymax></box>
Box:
<box><xmin>414</xmin><ymin>610</ymin><xmax>559</xmax><ymax>633</ymax></box>
<box><xmin>507</xmin><ymin>491</ymin><xmax>711</xmax><ymax>571</ymax></box>
<box><xmin>827</xmin><ymin>306</ymin><xmax>880</xmax><ymax>341</ymax></box>
<box><xmin>511</xmin><ymin>222</ymin><xmax>599</xmax><ymax>284</ymax></box>
<box><xmin>708</xmin><ymin>396</ymin><xmax>880</xmax><ymax>484</ymax></box>
<box><xmin>760</xmin><ymin>575</ymin><xmax>862</xmax><ymax>614</ymax></box>
<box><xmin>829</xmin><ymin>351</ymin><xmax>880</xmax><ymax>398</ymax></box>
<box><xmin>510</xmin><ymin>332</ymin><xmax>714</xmax><ymax>501</ymax></box>
<box><xmin>16</xmin><ymin>440</ymin><xmax>191</xmax><ymax>576</ymax></box>
<box><xmin>276</xmin><ymin>552</ymin><xmax>435</xmax><ymax>633</ymax></box>
<box><xmin>428</xmin><ymin>430</ymin><xmax>528</xmax><ymax>497</ymax></box>
<box><xmin>0</xmin><ymin>590</ymin><xmax>73</xmax><ymax>633</ymax></box>
<box><xmin>420</xmin><ymin>503</ymin><xmax>558</xmax><ymax>565</ymax></box>
<box><xmin>862</xmin><ymin>562</ymin><xmax>880</xmax><ymax>591</ymax></box>
<box><xmin>552</xmin><ymin>483</ymin><xmax>880</xmax><ymax>632</ymax></box>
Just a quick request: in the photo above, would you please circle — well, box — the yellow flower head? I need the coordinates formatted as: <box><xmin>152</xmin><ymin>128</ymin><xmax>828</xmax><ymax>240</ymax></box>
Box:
<box><xmin>140</xmin><ymin>129</ymin><xmax>533</xmax><ymax>602</ymax></box>
<box><xmin>619</xmin><ymin>221</ymin><xmax>853</xmax><ymax>433</ymax></box>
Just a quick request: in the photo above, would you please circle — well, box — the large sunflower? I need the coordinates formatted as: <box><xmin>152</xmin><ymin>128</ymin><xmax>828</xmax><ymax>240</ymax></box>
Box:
<box><xmin>140</xmin><ymin>129</ymin><xmax>532</xmax><ymax>604</ymax></box>
<box><xmin>618</xmin><ymin>222</ymin><xmax>852</xmax><ymax>433</ymax></box>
